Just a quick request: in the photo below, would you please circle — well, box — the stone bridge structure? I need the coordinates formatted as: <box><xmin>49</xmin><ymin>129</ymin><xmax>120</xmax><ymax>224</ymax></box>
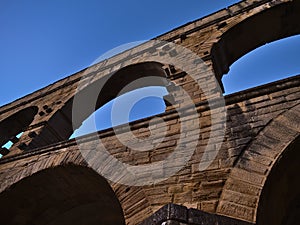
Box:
<box><xmin>0</xmin><ymin>0</ymin><xmax>299</xmax><ymax>224</ymax></box>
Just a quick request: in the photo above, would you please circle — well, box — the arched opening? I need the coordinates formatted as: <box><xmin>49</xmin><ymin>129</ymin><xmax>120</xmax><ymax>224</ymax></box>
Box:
<box><xmin>0</xmin><ymin>165</ymin><xmax>125</xmax><ymax>225</ymax></box>
<box><xmin>29</xmin><ymin>62</ymin><xmax>169</xmax><ymax>146</ymax></box>
<box><xmin>0</xmin><ymin>106</ymin><xmax>38</xmax><ymax>157</ymax></box>
<box><xmin>71</xmin><ymin>85</ymin><xmax>167</xmax><ymax>137</ymax></box>
<box><xmin>71</xmin><ymin>62</ymin><xmax>169</xmax><ymax>131</ymax></box>
<box><xmin>211</xmin><ymin>0</ymin><xmax>300</xmax><ymax>91</ymax></box>
<box><xmin>222</xmin><ymin>34</ymin><xmax>300</xmax><ymax>94</ymax></box>
<box><xmin>256</xmin><ymin>135</ymin><xmax>300</xmax><ymax>225</ymax></box>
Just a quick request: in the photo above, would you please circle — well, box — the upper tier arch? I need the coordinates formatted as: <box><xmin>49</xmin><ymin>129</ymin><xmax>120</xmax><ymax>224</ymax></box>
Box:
<box><xmin>211</xmin><ymin>0</ymin><xmax>300</xmax><ymax>83</ymax></box>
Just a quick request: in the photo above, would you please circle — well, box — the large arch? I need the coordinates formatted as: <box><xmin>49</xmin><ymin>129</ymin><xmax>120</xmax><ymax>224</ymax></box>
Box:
<box><xmin>27</xmin><ymin>61</ymin><xmax>169</xmax><ymax>149</ymax></box>
<box><xmin>256</xmin><ymin>135</ymin><xmax>300</xmax><ymax>225</ymax></box>
<box><xmin>0</xmin><ymin>106</ymin><xmax>38</xmax><ymax>156</ymax></box>
<box><xmin>222</xmin><ymin>34</ymin><xmax>300</xmax><ymax>94</ymax></box>
<box><xmin>211</xmin><ymin>0</ymin><xmax>300</xmax><ymax>83</ymax></box>
<box><xmin>0</xmin><ymin>165</ymin><xmax>125</xmax><ymax>225</ymax></box>
<box><xmin>213</xmin><ymin>1</ymin><xmax>300</xmax><ymax>220</ymax></box>
<box><xmin>217</xmin><ymin>103</ymin><xmax>300</xmax><ymax>222</ymax></box>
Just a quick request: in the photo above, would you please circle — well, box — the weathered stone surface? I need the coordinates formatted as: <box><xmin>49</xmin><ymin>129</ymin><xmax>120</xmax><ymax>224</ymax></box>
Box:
<box><xmin>0</xmin><ymin>0</ymin><xmax>300</xmax><ymax>224</ymax></box>
<box><xmin>139</xmin><ymin>204</ymin><xmax>253</xmax><ymax>225</ymax></box>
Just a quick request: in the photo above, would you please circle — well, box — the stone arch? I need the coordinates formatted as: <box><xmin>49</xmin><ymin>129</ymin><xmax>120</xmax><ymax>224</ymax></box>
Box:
<box><xmin>0</xmin><ymin>149</ymin><xmax>153</xmax><ymax>225</ymax></box>
<box><xmin>0</xmin><ymin>106</ymin><xmax>38</xmax><ymax>155</ymax></box>
<box><xmin>211</xmin><ymin>0</ymin><xmax>300</xmax><ymax>84</ymax></box>
<box><xmin>0</xmin><ymin>164</ymin><xmax>125</xmax><ymax>225</ymax></box>
<box><xmin>256</xmin><ymin>135</ymin><xmax>300</xmax><ymax>225</ymax></box>
<box><xmin>27</xmin><ymin>61</ymin><xmax>169</xmax><ymax>149</ymax></box>
<box><xmin>217</xmin><ymin>103</ymin><xmax>300</xmax><ymax>222</ymax></box>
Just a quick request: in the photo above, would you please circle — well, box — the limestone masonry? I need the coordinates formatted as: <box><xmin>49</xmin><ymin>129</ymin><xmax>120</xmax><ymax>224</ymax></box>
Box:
<box><xmin>0</xmin><ymin>0</ymin><xmax>299</xmax><ymax>224</ymax></box>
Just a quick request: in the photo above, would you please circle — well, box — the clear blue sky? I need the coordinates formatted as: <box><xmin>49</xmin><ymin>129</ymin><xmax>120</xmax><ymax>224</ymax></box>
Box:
<box><xmin>0</xmin><ymin>0</ymin><xmax>241</xmax><ymax>106</ymax></box>
<box><xmin>0</xmin><ymin>0</ymin><xmax>299</xmax><ymax>135</ymax></box>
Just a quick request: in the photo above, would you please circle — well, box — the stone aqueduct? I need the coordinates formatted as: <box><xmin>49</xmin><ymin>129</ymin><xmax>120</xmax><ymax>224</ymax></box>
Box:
<box><xmin>0</xmin><ymin>0</ymin><xmax>300</xmax><ymax>224</ymax></box>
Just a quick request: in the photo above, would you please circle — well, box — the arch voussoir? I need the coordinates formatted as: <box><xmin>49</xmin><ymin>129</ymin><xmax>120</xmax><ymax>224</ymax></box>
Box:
<box><xmin>217</xmin><ymin>103</ymin><xmax>300</xmax><ymax>222</ymax></box>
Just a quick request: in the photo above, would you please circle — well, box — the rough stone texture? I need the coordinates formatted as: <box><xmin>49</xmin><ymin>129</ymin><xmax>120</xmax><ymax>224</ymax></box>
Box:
<box><xmin>0</xmin><ymin>0</ymin><xmax>300</xmax><ymax>224</ymax></box>
<box><xmin>139</xmin><ymin>204</ymin><xmax>253</xmax><ymax>225</ymax></box>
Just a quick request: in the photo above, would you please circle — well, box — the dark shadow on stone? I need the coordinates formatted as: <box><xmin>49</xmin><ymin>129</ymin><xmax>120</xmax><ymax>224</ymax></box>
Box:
<box><xmin>0</xmin><ymin>164</ymin><xmax>125</xmax><ymax>225</ymax></box>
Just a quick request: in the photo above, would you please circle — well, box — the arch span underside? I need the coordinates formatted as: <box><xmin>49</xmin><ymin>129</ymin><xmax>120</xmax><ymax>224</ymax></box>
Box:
<box><xmin>0</xmin><ymin>106</ymin><xmax>38</xmax><ymax>155</ymax></box>
<box><xmin>256</xmin><ymin>135</ymin><xmax>300</xmax><ymax>225</ymax></box>
<box><xmin>28</xmin><ymin>62</ymin><xmax>168</xmax><ymax>149</ymax></box>
<box><xmin>217</xmin><ymin>103</ymin><xmax>300</xmax><ymax>222</ymax></box>
<box><xmin>0</xmin><ymin>165</ymin><xmax>125</xmax><ymax>225</ymax></box>
<box><xmin>212</xmin><ymin>0</ymin><xmax>300</xmax><ymax>83</ymax></box>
